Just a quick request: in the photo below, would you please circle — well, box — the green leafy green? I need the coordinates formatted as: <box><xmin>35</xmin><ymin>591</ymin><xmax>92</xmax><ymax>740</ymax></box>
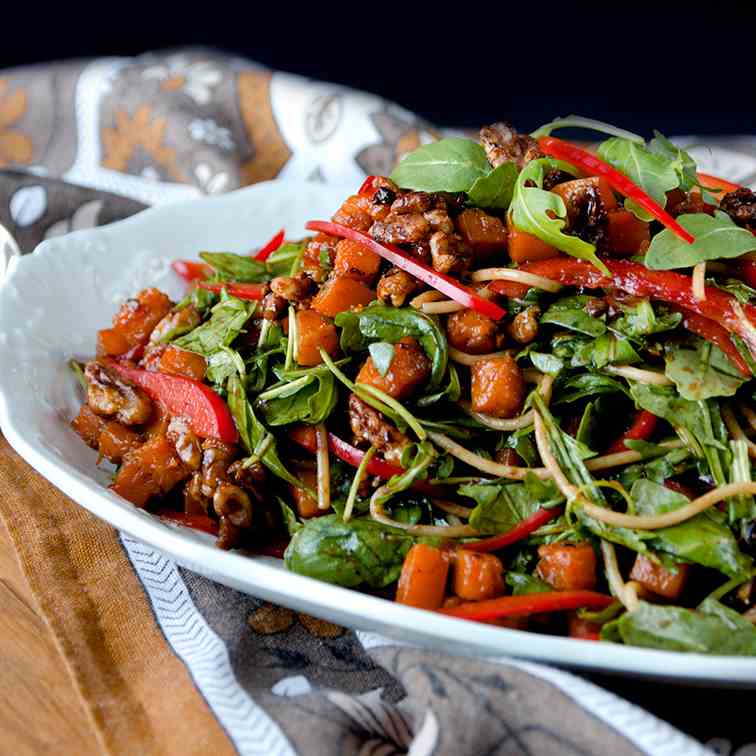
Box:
<box><xmin>510</xmin><ymin>159</ymin><xmax>608</xmax><ymax>274</ymax></box>
<box><xmin>531</xmin><ymin>115</ymin><xmax>644</xmax><ymax>143</ymax></box>
<box><xmin>553</xmin><ymin>374</ymin><xmax>629</xmax><ymax>404</ymax></box>
<box><xmin>278</xmin><ymin>497</ymin><xmax>303</xmax><ymax>536</ymax></box>
<box><xmin>390</xmin><ymin>138</ymin><xmax>491</xmax><ymax>193</ymax></box>
<box><xmin>645</xmin><ymin>211</ymin><xmax>756</xmax><ymax>270</ymax></box>
<box><xmin>647</xmin><ymin>131</ymin><xmax>700</xmax><ymax>193</ymax></box>
<box><xmin>368</xmin><ymin>342</ymin><xmax>395</xmax><ymax>378</ymax></box>
<box><xmin>336</xmin><ymin>303</ymin><xmax>447</xmax><ymax>387</ymax></box>
<box><xmin>597</xmin><ymin>137</ymin><xmax>679</xmax><ymax>222</ymax></box>
<box><xmin>529</xmin><ymin>352</ymin><xmax>564</xmax><ymax>376</ymax></box>
<box><xmin>284</xmin><ymin>515</ymin><xmax>414</xmax><ymax>589</ymax></box>
<box><xmin>206</xmin><ymin>345</ymin><xmax>246</xmax><ymax>388</ymax></box>
<box><xmin>417</xmin><ymin>363</ymin><xmax>461</xmax><ymax>407</ymax></box>
<box><xmin>602</xmin><ymin>599</ymin><xmax>756</xmax><ymax>655</ymax></box>
<box><xmin>541</xmin><ymin>295</ymin><xmax>607</xmax><ymax>337</ymax></box>
<box><xmin>728</xmin><ymin>440</ymin><xmax>756</xmax><ymax>527</ymax></box>
<box><xmin>612</xmin><ymin>299</ymin><xmax>682</xmax><ymax>339</ymax></box>
<box><xmin>631</xmin><ymin>479</ymin><xmax>752</xmax><ymax>578</ymax></box>
<box><xmin>466</xmin><ymin>162</ymin><xmax>518</xmax><ymax>210</ymax></box>
<box><xmin>257</xmin><ymin>367</ymin><xmax>337</xmax><ymax>426</ymax></box>
<box><xmin>199</xmin><ymin>251</ymin><xmax>268</xmax><ymax>282</ymax></box>
<box><xmin>175</xmin><ymin>286</ymin><xmax>217</xmax><ymax>314</ymax></box>
<box><xmin>506</xmin><ymin>571</ymin><xmax>552</xmax><ymax>595</ymax></box>
<box><xmin>173</xmin><ymin>292</ymin><xmax>255</xmax><ymax>357</ymax></box>
<box><xmin>460</xmin><ymin>475</ymin><xmax>563</xmax><ymax>535</ymax></box>
<box><xmin>591</xmin><ymin>334</ymin><xmax>641</xmax><ymax>368</ymax></box>
<box><xmin>265</xmin><ymin>240</ymin><xmax>307</xmax><ymax>277</ymax></box>
<box><xmin>664</xmin><ymin>337</ymin><xmax>747</xmax><ymax>400</ymax></box>
<box><xmin>373</xmin><ymin>442</ymin><xmax>436</xmax><ymax>509</ymax></box>
<box><xmin>227</xmin><ymin>375</ymin><xmax>303</xmax><ymax>489</ymax></box>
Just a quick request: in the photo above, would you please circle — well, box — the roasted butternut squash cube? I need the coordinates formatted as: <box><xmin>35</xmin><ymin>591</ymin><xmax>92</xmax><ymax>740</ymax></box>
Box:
<box><xmin>455</xmin><ymin>208</ymin><xmax>508</xmax><ymax>257</ymax></box>
<box><xmin>508</xmin><ymin>229</ymin><xmax>559</xmax><ymax>263</ymax></box>
<box><xmin>159</xmin><ymin>345</ymin><xmax>207</xmax><ymax>381</ymax></box>
<box><xmin>453</xmin><ymin>550</ymin><xmax>505</xmax><ymax>601</ymax></box>
<box><xmin>296</xmin><ymin>309</ymin><xmax>339</xmax><ymax>366</ymax></box>
<box><xmin>629</xmin><ymin>554</ymin><xmax>690</xmax><ymax>600</ymax></box>
<box><xmin>355</xmin><ymin>337</ymin><xmax>431</xmax><ymax>400</ymax></box>
<box><xmin>536</xmin><ymin>543</ymin><xmax>597</xmax><ymax>591</ymax></box>
<box><xmin>311</xmin><ymin>275</ymin><xmax>376</xmax><ymax>318</ymax></box>
<box><xmin>333</xmin><ymin>239</ymin><xmax>381</xmax><ymax>283</ymax></box>
<box><xmin>470</xmin><ymin>355</ymin><xmax>524</xmax><ymax>418</ymax></box>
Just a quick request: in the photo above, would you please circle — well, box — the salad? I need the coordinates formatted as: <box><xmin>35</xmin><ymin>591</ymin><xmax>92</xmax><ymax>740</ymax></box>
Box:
<box><xmin>70</xmin><ymin>116</ymin><xmax>756</xmax><ymax>655</ymax></box>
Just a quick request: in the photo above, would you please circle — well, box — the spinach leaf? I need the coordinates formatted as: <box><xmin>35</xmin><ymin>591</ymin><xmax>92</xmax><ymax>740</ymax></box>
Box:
<box><xmin>645</xmin><ymin>211</ymin><xmax>756</xmax><ymax>270</ymax></box>
<box><xmin>265</xmin><ymin>240</ymin><xmax>307</xmax><ymax>277</ymax></box>
<box><xmin>602</xmin><ymin>599</ymin><xmax>756</xmax><ymax>655</ymax></box>
<box><xmin>664</xmin><ymin>337</ymin><xmax>747</xmax><ymax>400</ymax></box>
<box><xmin>368</xmin><ymin>342</ymin><xmax>395</xmax><ymax>378</ymax></box>
<box><xmin>206</xmin><ymin>345</ymin><xmax>246</xmax><ymax>388</ymax></box>
<box><xmin>467</xmin><ymin>162</ymin><xmax>518</xmax><ymax>210</ymax></box>
<box><xmin>529</xmin><ymin>352</ymin><xmax>564</xmax><ymax>376</ymax></box>
<box><xmin>510</xmin><ymin>159</ymin><xmax>608</xmax><ymax>274</ymax></box>
<box><xmin>257</xmin><ymin>369</ymin><xmax>337</xmax><ymax>426</ymax></box>
<box><xmin>175</xmin><ymin>286</ymin><xmax>217</xmax><ymax>314</ymax></box>
<box><xmin>227</xmin><ymin>375</ymin><xmax>303</xmax><ymax>489</ymax></box>
<box><xmin>506</xmin><ymin>571</ymin><xmax>552</xmax><ymax>595</ymax></box>
<box><xmin>541</xmin><ymin>295</ymin><xmax>607</xmax><ymax>337</ymax></box>
<box><xmin>460</xmin><ymin>475</ymin><xmax>563</xmax><ymax>535</ymax></box>
<box><xmin>554</xmin><ymin>373</ymin><xmax>629</xmax><ymax>404</ymax></box>
<box><xmin>631</xmin><ymin>479</ymin><xmax>752</xmax><ymax>578</ymax></box>
<box><xmin>284</xmin><ymin>514</ymin><xmax>414</xmax><ymax>589</ymax></box>
<box><xmin>336</xmin><ymin>303</ymin><xmax>447</xmax><ymax>387</ymax></box>
<box><xmin>597</xmin><ymin>137</ymin><xmax>679</xmax><ymax>222</ymax></box>
<box><xmin>591</xmin><ymin>333</ymin><xmax>640</xmax><ymax>368</ymax></box>
<box><xmin>619</xmin><ymin>446</ymin><xmax>693</xmax><ymax>489</ymax></box>
<box><xmin>390</xmin><ymin>138</ymin><xmax>491</xmax><ymax>193</ymax></box>
<box><xmin>647</xmin><ymin>131</ymin><xmax>700</xmax><ymax>193</ymax></box>
<box><xmin>612</xmin><ymin>299</ymin><xmax>682</xmax><ymax>338</ymax></box>
<box><xmin>417</xmin><ymin>363</ymin><xmax>461</xmax><ymax>407</ymax></box>
<box><xmin>199</xmin><ymin>251</ymin><xmax>268</xmax><ymax>282</ymax></box>
<box><xmin>729</xmin><ymin>440</ymin><xmax>756</xmax><ymax>527</ymax></box>
<box><xmin>173</xmin><ymin>292</ymin><xmax>255</xmax><ymax>357</ymax></box>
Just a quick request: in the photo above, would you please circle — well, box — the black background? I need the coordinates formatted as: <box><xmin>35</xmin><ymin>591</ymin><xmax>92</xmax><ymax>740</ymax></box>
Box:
<box><xmin>2</xmin><ymin>2</ymin><xmax>754</xmax><ymax>137</ymax></box>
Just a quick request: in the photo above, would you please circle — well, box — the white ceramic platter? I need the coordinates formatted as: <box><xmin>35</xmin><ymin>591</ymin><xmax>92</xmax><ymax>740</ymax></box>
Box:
<box><xmin>1</xmin><ymin>179</ymin><xmax>754</xmax><ymax>686</ymax></box>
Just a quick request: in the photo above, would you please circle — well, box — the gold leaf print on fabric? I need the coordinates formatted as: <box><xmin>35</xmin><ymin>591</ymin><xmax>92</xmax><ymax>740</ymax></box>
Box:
<box><xmin>237</xmin><ymin>71</ymin><xmax>291</xmax><ymax>185</ymax></box>
<box><xmin>248</xmin><ymin>602</ymin><xmax>344</xmax><ymax>638</ymax></box>
<box><xmin>0</xmin><ymin>79</ymin><xmax>33</xmax><ymax>168</ymax></box>
<box><xmin>101</xmin><ymin>104</ymin><xmax>185</xmax><ymax>182</ymax></box>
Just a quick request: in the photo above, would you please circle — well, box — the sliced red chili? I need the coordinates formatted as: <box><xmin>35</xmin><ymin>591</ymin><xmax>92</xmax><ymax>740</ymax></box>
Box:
<box><xmin>172</xmin><ymin>259</ymin><xmax>213</xmax><ymax>282</ymax></box>
<box><xmin>255</xmin><ymin>228</ymin><xmax>285</xmax><ymax>261</ymax></box>
<box><xmin>608</xmin><ymin>410</ymin><xmax>658</xmax><ymax>454</ymax></box>
<box><xmin>438</xmin><ymin>590</ymin><xmax>614</xmax><ymax>622</ymax></box>
<box><xmin>538</xmin><ymin>136</ymin><xmax>695</xmax><ymax>245</ymax></box>
<box><xmin>106</xmin><ymin>359</ymin><xmax>238</xmax><ymax>444</ymax></box>
<box><xmin>463</xmin><ymin>507</ymin><xmax>563</xmax><ymax>553</ymax></box>
<box><xmin>305</xmin><ymin>220</ymin><xmax>506</xmax><ymax>321</ymax></box>
<box><xmin>358</xmin><ymin>175</ymin><xmax>380</xmax><ymax>197</ymax></box>
<box><xmin>198</xmin><ymin>281</ymin><xmax>266</xmax><ymax>301</ymax></box>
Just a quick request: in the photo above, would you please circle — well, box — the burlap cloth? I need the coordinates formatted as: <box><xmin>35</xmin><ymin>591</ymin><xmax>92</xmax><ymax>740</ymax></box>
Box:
<box><xmin>1</xmin><ymin>50</ymin><xmax>755</xmax><ymax>756</ymax></box>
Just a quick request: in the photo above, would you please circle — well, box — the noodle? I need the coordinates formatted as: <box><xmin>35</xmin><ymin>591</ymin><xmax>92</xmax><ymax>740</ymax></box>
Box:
<box><xmin>470</xmin><ymin>267</ymin><xmax>563</xmax><ymax>293</ymax></box>
<box><xmin>449</xmin><ymin>347</ymin><xmax>512</xmax><ymax>366</ymax></box>
<box><xmin>432</xmin><ymin>498</ymin><xmax>473</xmax><ymax>519</ymax></box>
<box><xmin>601</xmin><ymin>541</ymin><xmax>639</xmax><ymax>612</ymax></box>
<box><xmin>533</xmin><ymin>410</ymin><xmax>579</xmax><ymax>500</ymax></box>
<box><xmin>422</xmin><ymin>300</ymin><xmax>466</xmax><ymax>314</ymax></box>
<box><xmin>584</xmin><ymin>441</ymin><xmax>682</xmax><ymax>471</ymax></box>
<box><xmin>692</xmin><ymin>261</ymin><xmax>706</xmax><ymax>301</ymax></box>
<box><xmin>315</xmin><ymin>424</ymin><xmax>331</xmax><ymax>511</ymax></box>
<box><xmin>722</xmin><ymin>405</ymin><xmax>756</xmax><ymax>459</ymax></box>
<box><xmin>603</xmin><ymin>364</ymin><xmax>673</xmax><ymax>386</ymax></box>
<box><xmin>410</xmin><ymin>290</ymin><xmax>445</xmax><ymax>308</ymax></box>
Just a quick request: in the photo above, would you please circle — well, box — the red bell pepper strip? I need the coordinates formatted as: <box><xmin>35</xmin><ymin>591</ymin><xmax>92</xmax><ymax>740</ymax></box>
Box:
<box><xmin>105</xmin><ymin>359</ymin><xmax>238</xmax><ymax>444</ymax></box>
<box><xmin>519</xmin><ymin>257</ymin><xmax>756</xmax><ymax>357</ymax></box>
<box><xmin>438</xmin><ymin>590</ymin><xmax>614</xmax><ymax>622</ymax></box>
<box><xmin>172</xmin><ymin>259</ymin><xmax>213</xmax><ymax>282</ymax></box>
<box><xmin>305</xmin><ymin>220</ymin><xmax>506</xmax><ymax>321</ymax></box>
<box><xmin>608</xmin><ymin>410</ymin><xmax>658</xmax><ymax>454</ymax></box>
<box><xmin>358</xmin><ymin>175</ymin><xmax>380</xmax><ymax>197</ymax></box>
<box><xmin>289</xmin><ymin>426</ymin><xmax>442</xmax><ymax>496</ymax></box>
<box><xmin>538</xmin><ymin>136</ymin><xmax>695</xmax><ymax>245</ymax></box>
<box><xmin>463</xmin><ymin>506</ymin><xmax>563</xmax><ymax>553</ymax></box>
<box><xmin>255</xmin><ymin>228</ymin><xmax>285</xmax><ymax>261</ymax></box>
<box><xmin>697</xmin><ymin>172</ymin><xmax>741</xmax><ymax>196</ymax></box>
<box><xmin>159</xmin><ymin>510</ymin><xmax>219</xmax><ymax>535</ymax></box>
<box><xmin>669</xmin><ymin>305</ymin><xmax>751</xmax><ymax>377</ymax></box>
<box><xmin>198</xmin><ymin>281</ymin><xmax>266</xmax><ymax>301</ymax></box>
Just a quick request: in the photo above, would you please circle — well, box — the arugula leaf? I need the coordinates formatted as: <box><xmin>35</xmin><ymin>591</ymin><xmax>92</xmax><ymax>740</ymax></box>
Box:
<box><xmin>368</xmin><ymin>342</ymin><xmax>395</xmax><ymax>378</ymax></box>
<box><xmin>199</xmin><ymin>251</ymin><xmax>268</xmax><ymax>282</ymax></box>
<box><xmin>173</xmin><ymin>292</ymin><xmax>255</xmax><ymax>357</ymax></box>
<box><xmin>460</xmin><ymin>475</ymin><xmax>563</xmax><ymax>535</ymax></box>
<box><xmin>597</xmin><ymin>137</ymin><xmax>679</xmax><ymax>222</ymax></box>
<box><xmin>645</xmin><ymin>211</ymin><xmax>756</xmax><ymax>270</ymax></box>
<box><xmin>529</xmin><ymin>352</ymin><xmax>564</xmax><ymax>376</ymax></box>
<box><xmin>278</xmin><ymin>497</ymin><xmax>303</xmax><ymax>536</ymax></box>
<box><xmin>510</xmin><ymin>159</ymin><xmax>607</xmax><ymax>274</ymax></box>
<box><xmin>175</xmin><ymin>286</ymin><xmax>217</xmax><ymax>314</ymax></box>
<box><xmin>417</xmin><ymin>363</ymin><xmax>461</xmax><ymax>407</ymax></box>
<box><xmin>591</xmin><ymin>333</ymin><xmax>640</xmax><ymax>368</ymax></box>
<box><xmin>257</xmin><ymin>368</ymin><xmax>337</xmax><ymax>426</ymax></box>
<box><xmin>647</xmin><ymin>131</ymin><xmax>700</xmax><ymax>193</ymax></box>
<box><xmin>227</xmin><ymin>375</ymin><xmax>303</xmax><ymax>489</ymax></box>
<box><xmin>541</xmin><ymin>295</ymin><xmax>607</xmax><ymax>337</ymax></box>
<box><xmin>336</xmin><ymin>303</ymin><xmax>447</xmax><ymax>387</ymax></box>
<box><xmin>554</xmin><ymin>373</ymin><xmax>629</xmax><ymax>404</ymax></box>
<box><xmin>612</xmin><ymin>299</ymin><xmax>682</xmax><ymax>339</ymax></box>
<box><xmin>390</xmin><ymin>138</ymin><xmax>491</xmax><ymax>193</ymax></box>
<box><xmin>506</xmin><ymin>571</ymin><xmax>552</xmax><ymax>595</ymax></box>
<box><xmin>631</xmin><ymin>479</ymin><xmax>752</xmax><ymax>578</ymax></box>
<box><xmin>265</xmin><ymin>240</ymin><xmax>307</xmax><ymax>278</ymax></box>
<box><xmin>467</xmin><ymin>162</ymin><xmax>518</xmax><ymax>210</ymax></box>
<box><xmin>284</xmin><ymin>514</ymin><xmax>414</xmax><ymax>589</ymax></box>
<box><xmin>531</xmin><ymin>115</ymin><xmax>644</xmax><ymax>143</ymax></box>
<box><xmin>619</xmin><ymin>446</ymin><xmax>693</xmax><ymax>489</ymax></box>
<box><xmin>729</xmin><ymin>440</ymin><xmax>756</xmax><ymax>527</ymax></box>
<box><xmin>602</xmin><ymin>599</ymin><xmax>756</xmax><ymax>655</ymax></box>
<box><xmin>664</xmin><ymin>337</ymin><xmax>747</xmax><ymax>400</ymax></box>
<box><xmin>206</xmin><ymin>345</ymin><xmax>246</xmax><ymax>388</ymax></box>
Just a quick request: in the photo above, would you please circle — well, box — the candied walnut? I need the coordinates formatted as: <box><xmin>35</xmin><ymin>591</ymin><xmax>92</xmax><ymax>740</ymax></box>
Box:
<box><xmin>228</xmin><ymin>459</ymin><xmax>266</xmax><ymax>501</ymax></box>
<box><xmin>424</xmin><ymin>208</ymin><xmax>455</xmax><ymax>234</ymax></box>
<box><xmin>370</xmin><ymin>213</ymin><xmax>430</xmax><ymax>245</ymax></box>
<box><xmin>332</xmin><ymin>194</ymin><xmax>372</xmax><ymax>231</ymax></box>
<box><xmin>390</xmin><ymin>191</ymin><xmax>433</xmax><ymax>214</ymax></box>
<box><xmin>376</xmin><ymin>268</ymin><xmax>421</xmax><ymax>307</ymax></box>
<box><xmin>261</xmin><ymin>291</ymin><xmax>287</xmax><ymax>320</ymax></box>
<box><xmin>508</xmin><ymin>306</ymin><xmax>540</xmax><ymax>344</ymax></box>
<box><xmin>166</xmin><ymin>416</ymin><xmax>202</xmax><ymax>471</ymax></box>
<box><xmin>479</xmin><ymin>122</ymin><xmax>543</xmax><ymax>170</ymax></box>
<box><xmin>429</xmin><ymin>231</ymin><xmax>470</xmax><ymax>274</ymax></box>
<box><xmin>270</xmin><ymin>273</ymin><xmax>315</xmax><ymax>303</ymax></box>
<box><xmin>720</xmin><ymin>187</ymin><xmax>756</xmax><ymax>233</ymax></box>
<box><xmin>446</xmin><ymin>310</ymin><xmax>499</xmax><ymax>354</ymax></box>
<box><xmin>348</xmin><ymin>393</ymin><xmax>410</xmax><ymax>464</ymax></box>
<box><xmin>84</xmin><ymin>361</ymin><xmax>152</xmax><ymax>425</ymax></box>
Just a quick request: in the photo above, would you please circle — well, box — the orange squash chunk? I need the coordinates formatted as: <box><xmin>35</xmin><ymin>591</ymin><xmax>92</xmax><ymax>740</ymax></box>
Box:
<box><xmin>289</xmin><ymin>469</ymin><xmax>323</xmax><ymax>518</ymax></box>
<box><xmin>508</xmin><ymin>229</ymin><xmax>559</xmax><ymax>263</ymax></box>
<box><xmin>607</xmin><ymin>209</ymin><xmax>650</xmax><ymax>256</ymax></box>
<box><xmin>333</xmin><ymin>239</ymin><xmax>381</xmax><ymax>283</ymax></box>
<box><xmin>296</xmin><ymin>309</ymin><xmax>339</xmax><ymax>366</ymax></box>
<box><xmin>98</xmin><ymin>421</ymin><xmax>142</xmax><ymax>463</ymax></box>
<box><xmin>470</xmin><ymin>355</ymin><xmax>524</xmax><ymax>418</ymax></box>
<box><xmin>537</xmin><ymin>543</ymin><xmax>597</xmax><ymax>591</ymax></box>
<box><xmin>311</xmin><ymin>275</ymin><xmax>376</xmax><ymax>318</ymax></box>
<box><xmin>453</xmin><ymin>550</ymin><xmax>505</xmax><ymax>601</ymax></box>
<box><xmin>355</xmin><ymin>337</ymin><xmax>431</xmax><ymax>400</ymax></box>
<box><xmin>629</xmin><ymin>554</ymin><xmax>690</xmax><ymax>600</ymax></box>
<box><xmin>159</xmin><ymin>345</ymin><xmax>207</xmax><ymax>381</ymax></box>
<box><xmin>396</xmin><ymin>544</ymin><xmax>450</xmax><ymax>609</ymax></box>
<box><xmin>455</xmin><ymin>208</ymin><xmax>508</xmax><ymax>257</ymax></box>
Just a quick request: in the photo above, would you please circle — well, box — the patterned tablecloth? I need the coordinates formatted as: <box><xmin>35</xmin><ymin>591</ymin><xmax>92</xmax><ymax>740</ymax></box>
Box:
<box><xmin>1</xmin><ymin>49</ymin><xmax>755</xmax><ymax>756</ymax></box>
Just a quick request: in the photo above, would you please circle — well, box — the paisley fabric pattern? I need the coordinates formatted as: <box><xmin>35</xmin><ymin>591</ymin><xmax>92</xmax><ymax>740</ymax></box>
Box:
<box><xmin>1</xmin><ymin>49</ymin><xmax>755</xmax><ymax>755</ymax></box>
